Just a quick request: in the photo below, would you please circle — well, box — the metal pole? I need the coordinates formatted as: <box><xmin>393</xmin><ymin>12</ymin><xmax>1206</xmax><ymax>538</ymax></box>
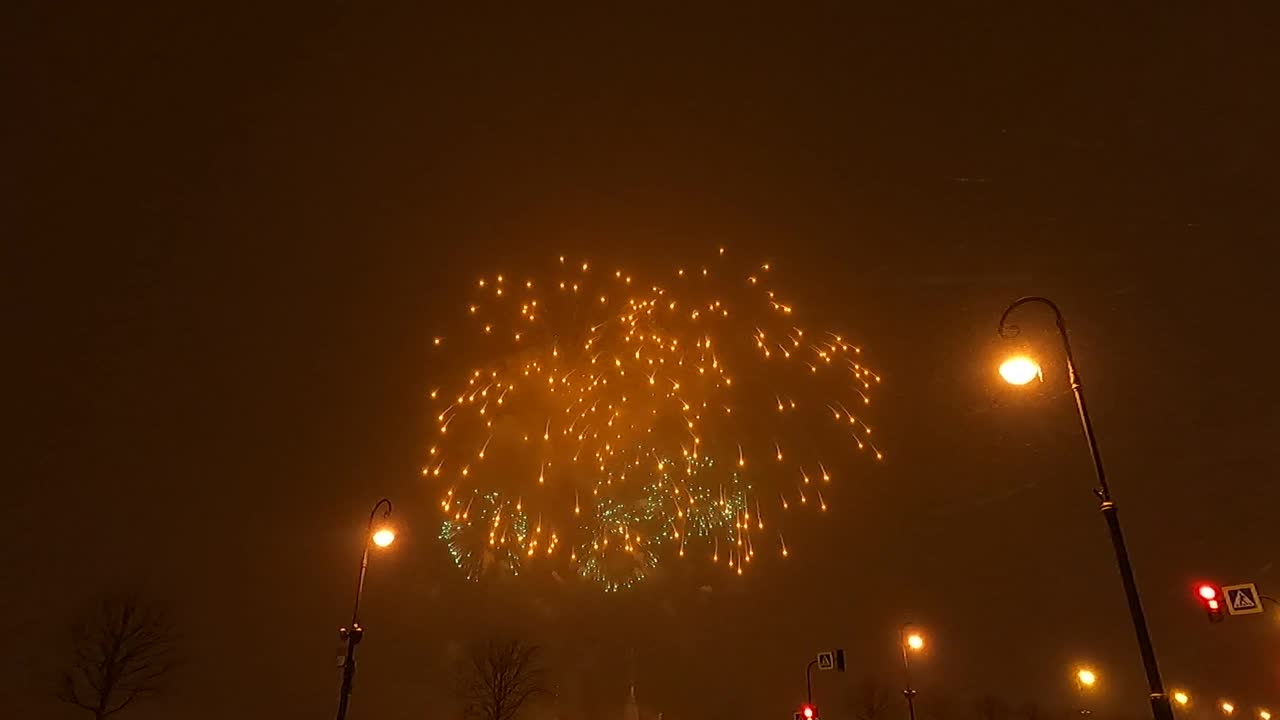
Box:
<box><xmin>1075</xmin><ymin>677</ymin><xmax>1091</xmax><ymax>717</ymax></box>
<box><xmin>999</xmin><ymin>298</ymin><xmax>1173</xmax><ymax>720</ymax></box>
<box><xmin>806</xmin><ymin>660</ymin><xmax>818</xmax><ymax>705</ymax></box>
<box><xmin>335</xmin><ymin>498</ymin><xmax>392</xmax><ymax>720</ymax></box>
<box><xmin>900</xmin><ymin>626</ymin><xmax>916</xmax><ymax>720</ymax></box>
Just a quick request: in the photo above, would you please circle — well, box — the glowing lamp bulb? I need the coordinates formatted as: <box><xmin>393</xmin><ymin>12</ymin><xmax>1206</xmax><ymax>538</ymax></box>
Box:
<box><xmin>906</xmin><ymin>633</ymin><xmax>924</xmax><ymax>651</ymax></box>
<box><xmin>1174</xmin><ymin>692</ymin><xmax>1190</xmax><ymax>707</ymax></box>
<box><xmin>1222</xmin><ymin>703</ymin><xmax>1235</xmax><ymax>715</ymax></box>
<box><xmin>999</xmin><ymin>356</ymin><xmax>1041</xmax><ymax>385</ymax></box>
<box><xmin>1077</xmin><ymin>669</ymin><xmax>1096</xmax><ymax>687</ymax></box>
<box><xmin>802</xmin><ymin>706</ymin><xmax>815</xmax><ymax>719</ymax></box>
<box><xmin>1258</xmin><ymin>710</ymin><xmax>1269</xmax><ymax>720</ymax></box>
<box><xmin>1199</xmin><ymin>584</ymin><xmax>1218</xmax><ymax>600</ymax></box>
<box><xmin>372</xmin><ymin>528</ymin><xmax>396</xmax><ymax>547</ymax></box>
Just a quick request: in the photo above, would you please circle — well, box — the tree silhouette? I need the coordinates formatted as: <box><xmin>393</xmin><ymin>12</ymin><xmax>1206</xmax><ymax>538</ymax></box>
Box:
<box><xmin>55</xmin><ymin>593</ymin><xmax>178</xmax><ymax>720</ymax></box>
<box><xmin>975</xmin><ymin>695</ymin><xmax>1011</xmax><ymax>720</ymax></box>
<box><xmin>849</xmin><ymin>675</ymin><xmax>894</xmax><ymax>720</ymax></box>
<box><xmin>457</xmin><ymin>639</ymin><xmax>547</xmax><ymax>720</ymax></box>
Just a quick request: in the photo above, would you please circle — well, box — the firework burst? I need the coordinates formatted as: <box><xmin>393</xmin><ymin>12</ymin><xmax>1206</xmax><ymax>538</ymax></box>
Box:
<box><xmin>428</xmin><ymin>250</ymin><xmax>882</xmax><ymax>589</ymax></box>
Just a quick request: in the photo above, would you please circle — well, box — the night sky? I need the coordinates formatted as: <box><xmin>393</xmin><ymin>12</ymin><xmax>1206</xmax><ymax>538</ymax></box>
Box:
<box><xmin>5</xmin><ymin>4</ymin><xmax>1278</xmax><ymax>720</ymax></box>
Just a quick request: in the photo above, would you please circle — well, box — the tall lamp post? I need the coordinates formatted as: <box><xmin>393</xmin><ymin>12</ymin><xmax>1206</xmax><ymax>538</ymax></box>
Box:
<box><xmin>335</xmin><ymin>498</ymin><xmax>396</xmax><ymax>720</ymax></box>
<box><xmin>1075</xmin><ymin>667</ymin><xmax>1097</xmax><ymax>716</ymax></box>
<box><xmin>900</xmin><ymin>624</ymin><xmax>924</xmax><ymax>720</ymax></box>
<box><xmin>997</xmin><ymin>297</ymin><xmax>1173</xmax><ymax>720</ymax></box>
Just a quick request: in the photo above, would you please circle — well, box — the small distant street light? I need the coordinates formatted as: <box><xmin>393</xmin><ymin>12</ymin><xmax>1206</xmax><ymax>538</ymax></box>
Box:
<box><xmin>900</xmin><ymin>624</ymin><xmax>926</xmax><ymax>720</ymax></box>
<box><xmin>1221</xmin><ymin>703</ymin><xmax>1236</xmax><ymax>716</ymax></box>
<box><xmin>1173</xmin><ymin>691</ymin><xmax>1190</xmax><ymax>708</ymax></box>
<box><xmin>1258</xmin><ymin>710</ymin><xmax>1271</xmax><ymax>720</ymax></box>
<box><xmin>998</xmin><ymin>297</ymin><xmax>1173</xmax><ymax>720</ymax></box>
<box><xmin>335</xmin><ymin>498</ymin><xmax>395</xmax><ymax>720</ymax></box>
<box><xmin>1074</xmin><ymin>666</ymin><xmax>1098</xmax><ymax>717</ymax></box>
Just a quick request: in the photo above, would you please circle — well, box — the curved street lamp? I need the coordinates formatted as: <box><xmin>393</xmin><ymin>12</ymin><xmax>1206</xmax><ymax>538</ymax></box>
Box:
<box><xmin>998</xmin><ymin>297</ymin><xmax>1173</xmax><ymax>720</ymax></box>
<box><xmin>900</xmin><ymin>624</ymin><xmax>925</xmax><ymax>720</ymax></box>
<box><xmin>335</xmin><ymin>498</ymin><xmax>395</xmax><ymax>720</ymax></box>
<box><xmin>1074</xmin><ymin>667</ymin><xmax>1098</xmax><ymax>717</ymax></box>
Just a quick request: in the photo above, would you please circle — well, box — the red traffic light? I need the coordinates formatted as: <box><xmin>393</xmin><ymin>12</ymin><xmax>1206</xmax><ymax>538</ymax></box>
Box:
<box><xmin>1196</xmin><ymin>583</ymin><xmax>1224</xmax><ymax>623</ymax></box>
<box><xmin>801</xmin><ymin>705</ymin><xmax>817</xmax><ymax>720</ymax></box>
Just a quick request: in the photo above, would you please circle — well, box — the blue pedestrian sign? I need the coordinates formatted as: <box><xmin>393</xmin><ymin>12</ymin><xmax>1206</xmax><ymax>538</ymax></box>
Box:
<box><xmin>1222</xmin><ymin>583</ymin><xmax>1264</xmax><ymax>616</ymax></box>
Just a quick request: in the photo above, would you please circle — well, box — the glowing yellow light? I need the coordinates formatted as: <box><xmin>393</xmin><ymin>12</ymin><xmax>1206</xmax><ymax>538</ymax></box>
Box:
<box><xmin>1076</xmin><ymin>669</ymin><xmax>1097</xmax><ymax>687</ymax></box>
<box><xmin>371</xmin><ymin>528</ymin><xmax>396</xmax><ymax>547</ymax></box>
<box><xmin>999</xmin><ymin>356</ymin><xmax>1041</xmax><ymax>385</ymax></box>
<box><xmin>1173</xmin><ymin>692</ymin><xmax>1190</xmax><ymax>707</ymax></box>
<box><xmin>1258</xmin><ymin>710</ymin><xmax>1270</xmax><ymax>720</ymax></box>
<box><xmin>906</xmin><ymin>633</ymin><xmax>924</xmax><ymax>650</ymax></box>
<box><xmin>1222</xmin><ymin>703</ymin><xmax>1235</xmax><ymax>715</ymax></box>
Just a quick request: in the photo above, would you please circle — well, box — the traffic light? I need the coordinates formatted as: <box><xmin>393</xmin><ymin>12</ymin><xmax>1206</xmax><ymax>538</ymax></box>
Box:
<box><xmin>796</xmin><ymin>704</ymin><xmax>818</xmax><ymax>720</ymax></box>
<box><xmin>1197</xmin><ymin>583</ymin><xmax>1224</xmax><ymax>623</ymax></box>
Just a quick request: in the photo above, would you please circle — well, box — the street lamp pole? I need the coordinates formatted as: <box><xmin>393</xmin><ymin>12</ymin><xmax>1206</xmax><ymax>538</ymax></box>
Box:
<box><xmin>999</xmin><ymin>297</ymin><xmax>1174</xmax><ymax>720</ymax></box>
<box><xmin>806</xmin><ymin>659</ymin><xmax>818</xmax><ymax>705</ymax></box>
<box><xmin>900</xmin><ymin>625</ymin><xmax>918</xmax><ymax>720</ymax></box>
<box><xmin>335</xmin><ymin>498</ymin><xmax>393</xmax><ymax>720</ymax></box>
<box><xmin>1075</xmin><ymin>669</ymin><xmax>1097</xmax><ymax>717</ymax></box>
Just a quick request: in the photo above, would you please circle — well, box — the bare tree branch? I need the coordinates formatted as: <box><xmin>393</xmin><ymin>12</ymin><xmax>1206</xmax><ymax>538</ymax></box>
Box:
<box><xmin>849</xmin><ymin>675</ymin><xmax>893</xmax><ymax>720</ymax></box>
<box><xmin>456</xmin><ymin>639</ymin><xmax>547</xmax><ymax>720</ymax></box>
<box><xmin>54</xmin><ymin>593</ymin><xmax>179</xmax><ymax>720</ymax></box>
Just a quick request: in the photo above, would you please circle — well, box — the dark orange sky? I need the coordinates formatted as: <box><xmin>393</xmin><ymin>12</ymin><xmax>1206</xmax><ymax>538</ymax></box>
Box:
<box><xmin>4</xmin><ymin>4</ymin><xmax>1277</xmax><ymax>720</ymax></box>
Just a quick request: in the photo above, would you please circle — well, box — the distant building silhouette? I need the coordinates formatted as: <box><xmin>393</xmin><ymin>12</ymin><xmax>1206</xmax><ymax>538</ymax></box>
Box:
<box><xmin>623</xmin><ymin>683</ymin><xmax>640</xmax><ymax>720</ymax></box>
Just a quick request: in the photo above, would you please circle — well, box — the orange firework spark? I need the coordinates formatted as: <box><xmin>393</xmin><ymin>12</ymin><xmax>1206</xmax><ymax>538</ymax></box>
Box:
<box><xmin>431</xmin><ymin>250</ymin><xmax>882</xmax><ymax>588</ymax></box>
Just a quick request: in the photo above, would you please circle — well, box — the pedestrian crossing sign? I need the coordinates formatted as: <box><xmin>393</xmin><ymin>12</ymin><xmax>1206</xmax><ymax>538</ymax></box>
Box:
<box><xmin>1222</xmin><ymin>583</ymin><xmax>1264</xmax><ymax>616</ymax></box>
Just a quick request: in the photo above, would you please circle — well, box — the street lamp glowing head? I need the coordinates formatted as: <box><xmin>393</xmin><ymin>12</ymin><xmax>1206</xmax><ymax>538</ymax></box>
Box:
<box><xmin>906</xmin><ymin>633</ymin><xmax>924</xmax><ymax>651</ymax></box>
<box><xmin>372</xmin><ymin>528</ymin><xmax>396</xmax><ymax>547</ymax></box>
<box><xmin>1076</xmin><ymin>668</ymin><xmax>1096</xmax><ymax>687</ymax></box>
<box><xmin>1173</xmin><ymin>692</ymin><xmax>1190</xmax><ymax>707</ymax></box>
<box><xmin>1221</xmin><ymin>703</ymin><xmax>1235</xmax><ymax>715</ymax></box>
<box><xmin>999</xmin><ymin>356</ymin><xmax>1041</xmax><ymax>385</ymax></box>
<box><xmin>1258</xmin><ymin>710</ymin><xmax>1269</xmax><ymax>720</ymax></box>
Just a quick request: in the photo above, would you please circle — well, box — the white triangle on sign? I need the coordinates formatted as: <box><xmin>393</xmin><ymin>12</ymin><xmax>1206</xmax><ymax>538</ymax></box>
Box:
<box><xmin>1231</xmin><ymin>590</ymin><xmax>1257</xmax><ymax>609</ymax></box>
